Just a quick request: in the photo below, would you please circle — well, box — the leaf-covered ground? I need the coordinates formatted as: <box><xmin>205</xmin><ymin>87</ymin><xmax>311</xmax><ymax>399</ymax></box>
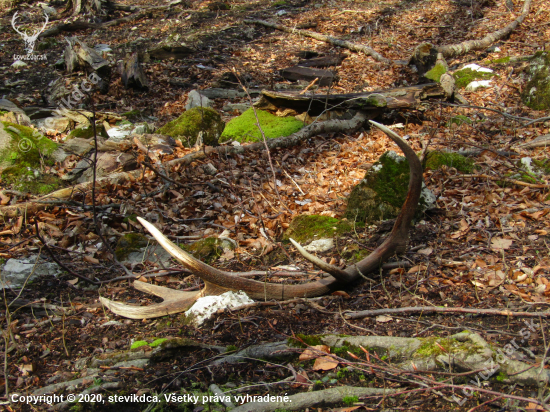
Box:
<box><xmin>1</xmin><ymin>0</ymin><xmax>550</xmax><ymax>410</ymax></box>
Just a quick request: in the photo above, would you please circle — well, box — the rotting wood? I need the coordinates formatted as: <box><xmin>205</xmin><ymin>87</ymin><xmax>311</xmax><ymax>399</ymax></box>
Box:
<box><xmin>119</xmin><ymin>52</ymin><xmax>149</xmax><ymax>90</ymax></box>
<box><xmin>280</xmin><ymin>66</ymin><xmax>337</xmax><ymax>87</ymax></box>
<box><xmin>64</xmin><ymin>37</ymin><xmax>109</xmax><ymax>75</ymax></box>
<box><xmin>254</xmin><ymin>83</ymin><xmax>448</xmax><ymax>115</ymax></box>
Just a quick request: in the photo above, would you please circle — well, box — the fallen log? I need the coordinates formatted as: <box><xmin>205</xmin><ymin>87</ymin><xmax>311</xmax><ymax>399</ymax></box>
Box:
<box><xmin>254</xmin><ymin>83</ymin><xmax>448</xmax><ymax>115</ymax></box>
<box><xmin>280</xmin><ymin>66</ymin><xmax>337</xmax><ymax>87</ymax></box>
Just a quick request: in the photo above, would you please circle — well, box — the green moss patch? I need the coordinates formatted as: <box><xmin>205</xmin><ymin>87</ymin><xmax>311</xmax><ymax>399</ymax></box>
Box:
<box><xmin>66</xmin><ymin>124</ymin><xmax>108</xmax><ymax>140</ymax></box>
<box><xmin>122</xmin><ymin>109</ymin><xmax>141</xmax><ymax>120</ymax></box>
<box><xmin>220</xmin><ymin>108</ymin><xmax>304</xmax><ymax>143</ymax></box>
<box><xmin>522</xmin><ymin>51</ymin><xmax>550</xmax><ymax>110</ymax></box>
<box><xmin>424</xmin><ymin>150</ymin><xmax>475</xmax><ymax>173</ymax></box>
<box><xmin>346</xmin><ymin>151</ymin><xmax>435</xmax><ymax>224</ymax></box>
<box><xmin>130</xmin><ymin>340</ymin><xmax>149</xmax><ymax>350</ymax></box>
<box><xmin>185</xmin><ymin>237</ymin><xmax>235</xmax><ymax>264</ymax></box>
<box><xmin>157</xmin><ymin>107</ymin><xmax>224</xmax><ymax>147</ymax></box>
<box><xmin>282</xmin><ymin>215</ymin><xmax>351</xmax><ymax>244</ymax></box>
<box><xmin>453</xmin><ymin>67</ymin><xmax>496</xmax><ymax>89</ymax></box>
<box><xmin>487</xmin><ymin>56</ymin><xmax>511</xmax><ymax>65</ymax></box>
<box><xmin>0</xmin><ymin>122</ymin><xmax>62</xmax><ymax>194</ymax></box>
<box><xmin>115</xmin><ymin>233</ymin><xmax>150</xmax><ymax>261</ymax></box>
<box><xmin>425</xmin><ymin>62</ymin><xmax>447</xmax><ymax>82</ymax></box>
<box><xmin>446</xmin><ymin>115</ymin><xmax>472</xmax><ymax>127</ymax></box>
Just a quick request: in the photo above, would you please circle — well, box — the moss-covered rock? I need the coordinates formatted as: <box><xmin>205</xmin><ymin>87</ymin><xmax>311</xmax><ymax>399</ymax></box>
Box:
<box><xmin>66</xmin><ymin>124</ymin><xmax>108</xmax><ymax>140</ymax></box>
<box><xmin>156</xmin><ymin>107</ymin><xmax>224</xmax><ymax>147</ymax></box>
<box><xmin>115</xmin><ymin>233</ymin><xmax>150</xmax><ymax>261</ymax></box>
<box><xmin>0</xmin><ymin>122</ymin><xmax>62</xmax><ymax>194</ymax></box>
<box><xmin>220</xmin><ymin>108</ymin><xmax>304</xmax><ymax>143</ymax></box>
<box><xmin>424</xmin><ymin>150</ymin><xmax>475</xmax><ymax>173</ymax></box>
<box><xmin>345</xmin><ymin>151</ymin><xmax>435</xmax><ymax>224</ymax></box>
<box><xmin>283</xmin><ymin>215</ymin><xmax>351</xmax><ymax>244</ymax></box>
<box><xmin>185</xmin><ymin>237</ymin><xmax>235</xmax><ymax>264</ymax></box>
<box><xmin>453</xmin><ymin>66</ymin><xmax>496</xmax><ymax>89</ymax></box>
<box><xmin>521</xmin><ymin>51</ymin><xmax>550</xmax><ymax>110</ymax></box>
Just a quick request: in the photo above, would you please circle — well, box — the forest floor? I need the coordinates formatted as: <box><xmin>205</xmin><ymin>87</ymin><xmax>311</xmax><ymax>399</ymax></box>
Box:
<box><xmin>1</xmin><ymin>0</ymin><xmax>550</xmax><ymax>411</ymax></box>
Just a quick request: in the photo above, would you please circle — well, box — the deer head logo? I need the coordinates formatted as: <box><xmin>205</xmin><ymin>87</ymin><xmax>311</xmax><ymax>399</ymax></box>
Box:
<box><xmin>11</xmin><ymin>11</ymin><xmax>49</xmax><ymax>55</ymax></box>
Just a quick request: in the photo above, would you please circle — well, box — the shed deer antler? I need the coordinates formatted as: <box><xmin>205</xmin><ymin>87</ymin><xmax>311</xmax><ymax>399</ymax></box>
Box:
<box><xmin>100</xmin><ymin>120</ymin><xmax>423</xmax><ymax>319</ymax></box>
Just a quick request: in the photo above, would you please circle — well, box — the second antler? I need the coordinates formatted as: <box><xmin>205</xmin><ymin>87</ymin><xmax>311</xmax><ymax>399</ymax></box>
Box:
<box><xmin>100</xmin><ymin>120</ymin><xmax>423</xmax><ymax>319</ymax></box>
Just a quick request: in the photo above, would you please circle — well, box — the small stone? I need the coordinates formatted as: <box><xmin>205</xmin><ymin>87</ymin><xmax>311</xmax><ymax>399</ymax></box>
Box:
<box><xmin>12</xmin><ymin>60</ymin><xmax>27</xmax><ymax>68</ymax></box>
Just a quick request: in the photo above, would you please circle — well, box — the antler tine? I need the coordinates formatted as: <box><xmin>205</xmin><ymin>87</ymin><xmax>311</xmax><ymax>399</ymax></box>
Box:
<box><xmin>290</xmin><ymin>121</ymin><xmax>422</xmax><ymax>280</ymax></box>
<box><xmin>11</xmin><ymin>12</ymin><xmax>24</xmax><ymax>36</ymax></box>
<box><xmin>99</xmin><ymin>282</ymin><xmax>201</xmax><ymax>319</ymax></box>
<box><xmin>136</xmin><ymin>217</ymin><xmax>337</xmax><ymax>299</ymax></box>
<box><xmin>39</xmin><ymin>11</ymin><xmax>49</xmax><ymax>33</ymax></box>
<box><xmin>288</xmin><ymin>238</ymin><xmax>354</xmax><ymax>283</ymax></box>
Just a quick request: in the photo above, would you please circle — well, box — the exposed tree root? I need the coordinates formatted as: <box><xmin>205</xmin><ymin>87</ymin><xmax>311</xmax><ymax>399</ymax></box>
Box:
<box><xmin>230</xmin><ymin>386</ymin><xmax>397</xmax><ymax>412</ymax></box>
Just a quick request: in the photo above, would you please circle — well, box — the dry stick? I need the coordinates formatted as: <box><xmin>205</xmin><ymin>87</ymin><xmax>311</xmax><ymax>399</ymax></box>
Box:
<box><xmin>448</xmin><ymin>173</ymin><xmax>549</xmax><ymax>189</ymax></box>
<box><xmin>345</xmin><ymin>306</ymin><xmax>550</xmax><ymax>320</ymax></box>
<box><xmin>243</xmin><ymin>19</ymin><xmax>392</xmax><ymax>64</ymax></box>
<box><xmin>438</xmin><ymin>0</ymin><xmax>532</xmax><ymax>57</ymax></box>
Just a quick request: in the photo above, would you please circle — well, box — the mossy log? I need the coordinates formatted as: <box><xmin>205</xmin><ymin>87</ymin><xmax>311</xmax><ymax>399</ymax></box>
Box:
<box><xmin>254</xmin><ymin>83</ymin><xmax>449</xmax><ymax>115</ymax></box>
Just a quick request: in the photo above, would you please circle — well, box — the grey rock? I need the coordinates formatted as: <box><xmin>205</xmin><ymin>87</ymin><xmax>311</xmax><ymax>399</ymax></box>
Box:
<box><xmin>36</xmin><ymin>116</ymin><xmax>70</xmax><ymax>133</ymax></box>
<box><xmin>222</xmin><ymin>103</ymin><xmax>250</xmax><ymax>113</ymax></box>
<box><xmin>52</xmin><ymin>137</ymin><xmax>93</xmax><ymax>162</ymax></box>
<box><xmin>1</xmin><ymin>257</ymin><xmax>61</xmax><ymax>289</ymax></box>
<box><xmin>303</xmin><ymin>238</ymin><xmax>334</xmax><ymax>253</ymax></box>
<box><xmin>185</xmin><ymin>90</ymin><xmax>213</xmax><ymax>110</ymax></box>
<box><xmin>123</xmin><ymin>244</ymin><xmax>174</xmax><ymax>268</ymax></box>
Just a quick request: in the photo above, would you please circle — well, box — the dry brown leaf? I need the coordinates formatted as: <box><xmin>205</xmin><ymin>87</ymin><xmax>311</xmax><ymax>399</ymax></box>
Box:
<box><xmin>408</xmin><ymin>265</ymin><xmax>427</xmax><ymax>273</ymax></box>
<box><xmin>490</xmin><ymin>237</ymin><xmax>513</xmax><ymax>250</ymax></box>
<box><xmin>417</xmin><ymin>247</ymin><xmax>433</xmax><ymax>256</ymax></box>
<box><xmin>83</xmin><ymin>255</ymin><xmax>99</xmax><ymax>264</ymax></box>
<box><xmin>299</xmin><ymin>344</ymin><xmax>331</xmax><ymax>361</ymax></box>
<box><xmin>312</xmin><ymin>355</ymin><xmax>338</xmax><ymax>371</ymax></box>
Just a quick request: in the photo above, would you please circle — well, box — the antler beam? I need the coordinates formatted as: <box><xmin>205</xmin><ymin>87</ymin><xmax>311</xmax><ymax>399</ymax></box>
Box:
<box><xmin>100</xmin><ymin>120</ymin><xmax>423</xmax><ymax>319</ymax></box>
